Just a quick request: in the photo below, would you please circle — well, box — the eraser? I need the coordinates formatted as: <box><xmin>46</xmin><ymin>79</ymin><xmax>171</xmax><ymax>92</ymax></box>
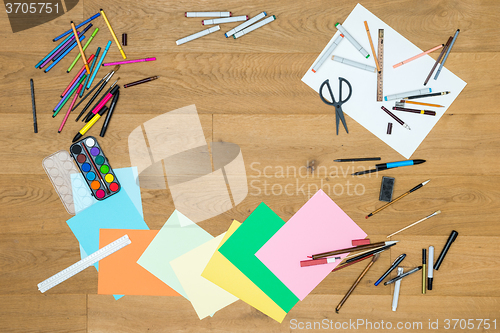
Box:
<box><xmin>379</xmin><ymin>176</ymin><xmax>395</xmax><ymax>202</ymax></box>
<box><xmin>352</xmin><ymin>239</ymin><xmax>371</xmax><ymax>246</ymax></box>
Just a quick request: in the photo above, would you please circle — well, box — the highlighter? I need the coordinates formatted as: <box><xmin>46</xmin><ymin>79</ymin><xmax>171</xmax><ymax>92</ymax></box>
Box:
<box><xmin>72</xmin><ymin>106</ymin><xmax>108</xmax><ymax>142</ymax></box>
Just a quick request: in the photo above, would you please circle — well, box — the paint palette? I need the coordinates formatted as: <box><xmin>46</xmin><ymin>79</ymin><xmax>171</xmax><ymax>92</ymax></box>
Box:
<box><xmin>70</xmin><ymin>136</ymin><xmax>120</xmax><ymax>200</ymax></box>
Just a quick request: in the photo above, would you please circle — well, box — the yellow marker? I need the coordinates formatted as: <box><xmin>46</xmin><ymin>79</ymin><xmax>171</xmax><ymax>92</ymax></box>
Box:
<box><xmin>72</xmin><ymin>106</ymin><xmax>108</xmax><ymax>142</ymax></box>
<box><xmin>71</xmin><ymin>21</ymin><xmax>91</xmax><ymax>74</ymax></box>
<box><xmin>100</xmin><ymin>9</ymin><xmax>126</xmax><ymax>59</ymax></box>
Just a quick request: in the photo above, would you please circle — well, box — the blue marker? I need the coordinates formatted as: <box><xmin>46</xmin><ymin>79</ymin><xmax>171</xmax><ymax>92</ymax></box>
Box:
<box><xmin>81</xmin><ymin>47</ymin><xmax>101</xmax><ymax>96</ymax></box>
<box><xmin>44</xmin><ymin>35</ymin><xmax>86</xmax><ymax>73</ymax></box>
<box><xmin>36</xmin><ymin>33</ymin><xmax>74</xmax><ymax>68</ymax></box>
<box><xmin>87</xmin><ymin>41</ymin><xmax>111</xmax><ymax>89</ymax></box>
<box><xmin>352</xmin><ymin>159</ymin><xmax>426</xmax><ymax>176</ymax></box>
<box><xmin>53</xmin><ymin>13</ymin><xmax>100</xmax><ymax>42</ymax></box>
<box><xmin>374</xmin><ymin>254</ymin><xmax>406</xmax><ymax>286</ymax></box>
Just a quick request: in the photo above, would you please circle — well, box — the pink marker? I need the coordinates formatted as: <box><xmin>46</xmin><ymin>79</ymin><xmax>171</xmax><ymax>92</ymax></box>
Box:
<box><xmin>84</xmin><ymin>85</ymin><xmax>119</xmax><ymax>122</ymax></box>
<box><xmin>61</xmin><ymin>54</ymin><xmax>95</xmax><ymax>97</ymax></box>
<box><xmin>102</xmin><ymin>57</ymin><xmax>156</xmax><ymax>66</ymax></box>
<box><xmin>59</xmin><ymin>85</ymin><xmax>83</xmax><ymax>133</ymax></box>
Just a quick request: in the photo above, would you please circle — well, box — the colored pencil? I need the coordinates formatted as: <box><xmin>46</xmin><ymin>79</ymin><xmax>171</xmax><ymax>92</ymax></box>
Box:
<box><xmin>59</xmin><ymin>84</ymin><xmax>83</xmax><ymax>133</ymax></box>
<box><xmin>30</xmin><ymin>79</ymin><xmax>37</xmax><ymax>133</ymax></box>
<box><xmin>398</xmin><ymin>100</ymin><xmax>444</xmax><ymax>108</ymax></box>
<box><xmin>67</xmin><ymin>28</ymin><xmax>99</xmax><ymax>73</ymax></box>
<box><xmin>53</xmin><ymin>13</ymin><xmax>100</xmax><ymax>42</ymax></box>
<box><xmin>393</xmin><ymin>44</ymin><xmax>444</xmax><ymax>68</ymax></box>
<box><xmin>364</xmin><ymin>21</ymin><xmax>380</xmax><ymax>72</ymax></box>
<box><xmin>100</xmin><ymin>8</ymin><xmax>126</xmax><ymax>59</ymax></box>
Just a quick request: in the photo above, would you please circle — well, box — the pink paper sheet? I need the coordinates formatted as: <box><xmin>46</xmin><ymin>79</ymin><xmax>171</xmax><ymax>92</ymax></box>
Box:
<box><xmin>255</xmin><ymin>190</ymin><xmax>367</xmax><ymax>300</ymax></box>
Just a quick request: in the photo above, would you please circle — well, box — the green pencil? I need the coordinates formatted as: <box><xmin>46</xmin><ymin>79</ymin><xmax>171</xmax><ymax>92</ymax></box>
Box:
<box><xmin>67</xmin><ymin>28</ymin><xmax>99</xmax><ymax>73</ymax></box>
<box><xmin>53</xmin><ymin>74</ymin><xmax>87</xmax><ymax>117</ymax></box>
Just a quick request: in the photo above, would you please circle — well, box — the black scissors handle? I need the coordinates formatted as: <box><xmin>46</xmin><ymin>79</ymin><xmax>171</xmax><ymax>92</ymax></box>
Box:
<box><xmin>338</xmin><ymin>77</ymin><xmax>352</xmax><ymax>104</ymax></box>
<box><xmin>319</xmin><ymin>77</ymin><xmax>352</xmax><ymax>106</ymax></box>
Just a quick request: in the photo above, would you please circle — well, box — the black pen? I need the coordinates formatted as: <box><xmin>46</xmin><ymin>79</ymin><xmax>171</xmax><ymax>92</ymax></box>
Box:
<box><xmin>345</xmin><ymin>243</ymin><xmax>397</xmax><ymax>263</ymax></box>
<box><xmin>384</xmin><ymin>266</ymin><xmax>422</xmax><ymax>285</ymax></box>
<box><xmin>334</xmin><ymin>157</ymin><xmax>381</xmax><ymax>162</ymax></box>
<box><xmin>434</xmin><ymin>230</ymin><xmax>458</xmax><ymax>270</ymax></box>
<box><xmin>30</xmin><ymin>79</ymin><xmax>38</xmax><ymax>133</ymax></box>
<box><xmin>352</xmin><ymin>159</ymin><xmax>425</xmax><ymax>176</ymax></box>
<box><xmin>100</xmin><ymin>89</ymin><xmax>119</xmax><ymax>137</ymax></box>
<box><xmin>403</xmin><ymin>91</ymin><xmax>450</xmax><ymax>100</ymax></box>
<box><xmin>374</xmin><ymin>253</ymin><xmax>406</xmax><ymax>286</ymax></box>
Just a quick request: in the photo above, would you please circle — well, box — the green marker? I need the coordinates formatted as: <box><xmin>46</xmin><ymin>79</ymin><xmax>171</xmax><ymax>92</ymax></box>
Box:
<box><xmin>67</xmin><ymin>28</ymin><xmax>99</xmax><ymax>73</ymax></box>
<box><xmin>335</xmin><ymin>22</ymin><xmax>370</xmax><ymax>58</ymax></box>
<box><xmin>53</xmin><ymin>74</ymin><xmax>87</xmax><ymax>117</ymax></box>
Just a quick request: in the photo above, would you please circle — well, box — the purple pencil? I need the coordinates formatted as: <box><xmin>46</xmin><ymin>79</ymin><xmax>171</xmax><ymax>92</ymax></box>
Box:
<box><xmin>102</xmin><ymin>57</ymin><xmax>156</xmax><ymax>66</ymax></box>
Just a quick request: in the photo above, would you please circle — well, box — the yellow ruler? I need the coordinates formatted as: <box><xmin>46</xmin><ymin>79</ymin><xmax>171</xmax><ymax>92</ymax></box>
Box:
<box><xmin>376</xmin><ymin>29</ymin><xmax>384</xmax><ymax>101</ymax></box>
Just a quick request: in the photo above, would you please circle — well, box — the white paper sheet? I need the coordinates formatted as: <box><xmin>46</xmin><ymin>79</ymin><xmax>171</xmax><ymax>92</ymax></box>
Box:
<box><xmin>302</xmin><ymin>3</ymin><xmax>466</xmax><ymax>158</ymax></box>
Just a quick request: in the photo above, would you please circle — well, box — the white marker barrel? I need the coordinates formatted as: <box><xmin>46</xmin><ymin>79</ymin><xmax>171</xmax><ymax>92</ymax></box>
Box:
<box><xmin>225</xmin><ymin>12</ymin><xmax>267</xmax><ymax>37</ymax></box>
<box><xmin>185</xmin><ymin>12</ymin><xmax>231</xmax><ymax>18</ymax></box>
<box><xmin>384</xmin><ymin>88</ymin><xmax>432</xmax><ymax>101</ymax></box>
<box><xmin>335</xmin><ymin>23</ymin><xmax>370</xmax><ymax>58</ymax></box>
<box><xmin>392</xmin><ymin>267</ymin><xmax>404</xmax><ymax>311</ymax></box>
<box><xmin>332</xmin><ymin>55</ymin><xmax>376</xmax><ymax>72</ymax></box>
<box><xmin>311</xmin><ymin>34</ymin><xmax>343</xmax><ymax>73</ymax></box>
<box><xmin>203</xmin><ymin>16</ymin><xmax>248</xmax><ymax>25</ymax></box>
<box><xmin>233</xmin><ymin>15</ymin><xmax>276</xmax><ymax>39</ymax></box>
<box><xmin>176</xmin><ymin>26</ymin><xmax>221</xmax><ymax>45</ymax></box>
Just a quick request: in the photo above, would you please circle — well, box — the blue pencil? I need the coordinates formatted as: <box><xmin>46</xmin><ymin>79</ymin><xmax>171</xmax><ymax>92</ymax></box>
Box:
<box><xmin>35</xmin><ymin>34</ymin><xmax>73</xmax><ymax>68</ymax></box>
<box><xmin>81</xmin><ymin>47</ymin><xmax>100</xmax><ymax>97</ymax></box>
<box><xmin>434</xmin><ymin>29</ymin><xmax>460</xmax><ymax>80</ymax></box>
<box><xmin>53</xmin><ymin>13</ymin><xmax>100</xmax><ymax>42</ymax></box>
<box><xmin>87</xmin><ymin>41</ymin><xmax>111</xmax><ymax>89</ymax></box>
<box><xmin>44</xmin><ymin>35</ymin><xmax>86</xmax><ymax>73</ymax></box>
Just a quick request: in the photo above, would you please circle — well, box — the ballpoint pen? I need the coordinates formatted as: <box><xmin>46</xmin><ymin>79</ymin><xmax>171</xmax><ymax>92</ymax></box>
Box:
<box><xmin>384</xmin><ymin>266</ymin><xmax>422</xmax><ymax>285</ymax></box>
<box><xmin>374</xmin><ymin>253</ymin><xmax>406</xmax><ymax>286</ymax></box>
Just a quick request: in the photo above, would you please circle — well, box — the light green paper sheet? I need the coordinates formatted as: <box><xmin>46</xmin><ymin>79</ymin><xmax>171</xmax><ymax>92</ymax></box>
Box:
<box><xmin>218</xmin><ymin>203</ymin><xmax>299</xmax><ymax>312</ymax></box>
<box><xmin>137</xmin><ymin>210</ymin><xmax>213</xmax><ymax>299</ymax></box>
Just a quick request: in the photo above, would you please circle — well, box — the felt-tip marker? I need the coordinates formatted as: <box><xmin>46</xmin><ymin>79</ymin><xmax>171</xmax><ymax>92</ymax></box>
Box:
<box><xmin>73</xmin><ymin>106</ymin><xmax>108</xmax><ymax>142</ymax></box>
<box><xmin>427</xmin><ymin>246</ymin><xmax>434</xmax><ymax>290</ymax></box>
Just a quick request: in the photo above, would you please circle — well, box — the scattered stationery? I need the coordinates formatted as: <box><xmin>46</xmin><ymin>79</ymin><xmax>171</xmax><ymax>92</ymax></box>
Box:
<box><xmin>302</xmin><ymin>4</ymin><xmax>466</xmax><ymax>158</ymax></box>
<box><xmin>393</xmin><ymin>106</ymin><xmax>436</xmax><ymax>116</ymax></box>
<box><xmin>363</xmin><ymin>21</ymin><xmax>380</xmax><ymax>72</ymax></box>
<box><xmin>171</xmin><ymin>233</ymin><xmax>239</xmax><ymax>320</ymax></box>
<box><xmin>123</xmin><ymin>76</ymin><xmax>158</xmax><ymax>88</ymax></box>
<box><xmin>44</xmin><ymin>34</ymin><xmax>86</xmax><ymax>73</ymax></box>
<box><xmin>332</xmin><ymin>55</ymin><xmax>376</xmax><ymax>72</ymax></box>
<box><xmin>385</xmin><ymin>88</ymin><xmax>431</xmax><ymax>101</ymax></box>
<box><xmin>98</xmin><ymin>229</ymin><xmax>179</xmax><ymax>296</ymax></box>
<box><xmin>256</xmin><ymin>190</ymin><xmax>367</xmax><ymax>300</ymax></box>
<box><xmin>202</xmin><ymin>16</ymin><xmax>248</xmax><ymax>25</ymax></box>
<box><xmin>137</xmin><ymin>210</ymin><xmax>213</xmax><ymax>298</ymax></box>
<box><xmin>404</xmin><ymin>91</ymin><xmax>450</xmax><ymax>100</ymax></box>
<box><xmin>219</xmin><ymin>203</ymin><xmax>299</xmax><ymax>313</ymax></box>
<box><xmin>311</xmin><ymin>34</ymin><xmax>343</xmax><ymax>73</ymax></box>
<box><xmin>68</xmin><ymin>28</ymin><xmax>99</xmax><ymax>73</ymax></box>
<box><xmin>100</xmin><ymin>89</ymin><xmax>120</xmax><ymax>137</ymax></box>
<box><xmin>70</xmin><ymin>21</ymin><xmax>90</xmax><ymax>74</ymax></box>
<box><xmin>434</xmin><ymin>230</ymin><xmax>458</xmax><ymax>270</ymax></box>
<box><xmin>366</xmin><ymin>180</ymin><xmax>430</xmax><ymax>218</ymax></box>
<box><xmin>102</xmin><ymin>57</ymin><xmax>156</xmax><ymax>66</ymax></box>
<box><xmin>59</xmin><ymin>84</ymin><xmax>83</xmax><ymax>133</ymax></box>
<box><xmin>176</xmin><ymin>26</ymin><xmax>221</xmax><ymax>45</ymax></box>
<box><xmin>87</xmin><ymin>41</ymin><xmax>112</xmax><ymax>89</ymax></box>
<box><xmin>311</xmin><ymin>240</ymin><xmax>397</xmax><ymax>260</ymax></box>
<box><xmin>81</xmin><ymin>47</ymin><xmax>101</xmax><ymax>96</ymax></box>
<box><xmin>234</xmin><ymin>15</ymin><xmax>276</xmax><ymax>39</ymax></box>
<box><xmin>319</xmin><ymin>77</ymin><xmax>352</xmax><ymax>135</ymax></box>
<box><xmin>335</xmin><ymin>22</ymin><xmax>369</xmax><ymax>58</ymax></box>
<box><xmin>185</xmin><ymin>12</ymin><xmax>232</xmax><ymax>18</ymax></box>
<box><xmin>386</xmin><ymin>210</ymin><xmax>441</xmax><ymax>237</ymax></box>
<box><xmin>225</xmin><ymin>12</ymin><xmax>267</xmax><ymax>37</ymax></box>
<box><xmin>424</xmin><ymin>36</ymin><xmax>453</xmax><ymax>85</ymax></box>
<box><xmin>53</xmin><ymin>13</ymin><xmax>100</xmax><ymax>42</ymax></box>
<box><xmin>397</xmin><ymin>100</ymin><xmax>444</xmax><ymax>108</ymax></box>
<box><xmin>434</xmin><ymin>29</ymin><xmax>460</xmax><ymax>80</ymax></box>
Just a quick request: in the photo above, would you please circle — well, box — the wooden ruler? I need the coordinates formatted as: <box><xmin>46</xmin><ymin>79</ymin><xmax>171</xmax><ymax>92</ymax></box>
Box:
<box><xmin>376</xmin><ymin>29</ymin><xmax>384</xmax><ymax>101</ymax></box>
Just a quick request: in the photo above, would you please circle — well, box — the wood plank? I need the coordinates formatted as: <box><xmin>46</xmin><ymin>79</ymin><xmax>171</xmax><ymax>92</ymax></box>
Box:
<box><xmin>0</xmin><ymin>294</ymin><xmax>86</xmax><ymax>333</ymax></box>
<box><xmin>0</xmin><ymin>52</ymin><xmax>496</xmax><ymax>115</ymax></box>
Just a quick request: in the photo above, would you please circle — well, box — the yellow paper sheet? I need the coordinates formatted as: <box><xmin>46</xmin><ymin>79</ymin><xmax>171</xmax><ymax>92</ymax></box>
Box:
<box><xmin>201</xmin><ymin>220</ymin><xmax>287</xmax><ymax>323</ymax></box>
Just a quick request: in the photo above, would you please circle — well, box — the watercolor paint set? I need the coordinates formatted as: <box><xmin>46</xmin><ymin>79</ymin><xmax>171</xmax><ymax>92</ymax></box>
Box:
<box><xmin>70</xmin><ymin>136</ymin><xmax>120</xmax><ymax>200</ymax></box>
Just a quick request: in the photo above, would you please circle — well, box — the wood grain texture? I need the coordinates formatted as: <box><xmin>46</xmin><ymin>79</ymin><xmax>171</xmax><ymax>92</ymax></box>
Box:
<box><xmin>0</xmin><ymin>0</ymin><xmax>499</xmax><ymax>332</ymax></box>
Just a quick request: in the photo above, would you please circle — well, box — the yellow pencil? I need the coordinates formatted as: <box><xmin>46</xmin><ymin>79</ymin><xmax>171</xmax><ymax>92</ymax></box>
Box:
<box><xmin>100</xmin><ymin>8</ymin><xmax>126</xmax><ymax>59</ymax></box>
<box><xmin>364</xmin><ymin>21</ymin><xmax>380</xmax><ymax>73</ymax></box>
<box><xmin>70</xmin><ymin>21</ymin><xmax>90</xmax><ymax>74</ymax></box>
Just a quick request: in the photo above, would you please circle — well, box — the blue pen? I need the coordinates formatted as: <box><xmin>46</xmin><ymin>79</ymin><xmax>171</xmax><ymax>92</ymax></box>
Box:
<box><xmin>44</xmin><ymin>35</ymin><xmax>86</xmax><ymax>73</ymax></box>
<box><xmin>374</xmin><ymin>254</ymin><xmax>406</xmax><ymax>286</ymax></box>
<box><xmin>81</xmin><ymin>47</ymin><xmax>101</xmax><ymax>96</ymax></box>
<box><xmin>53</xmin><ymin>13</ymin><xmax>101</xmax><ymax>42</ymax></box>
<box><xmin>352</xmin><ymin>159</ymin><xmax>426</xmax><ymax>176</ymax></box>
<box><xmin>87</xmin><ymin>41</ymin><xmax>111</xmax><ymax>89</ymax></box>
<box><xmin>36</xmin><ymin>34</ymin><xmax>74</xmax><ymax>68</ymax></box>
<box><xmin>434</xmin><ymin>29</ymin><xmax>460</xmax><ymax>80</ymax></box>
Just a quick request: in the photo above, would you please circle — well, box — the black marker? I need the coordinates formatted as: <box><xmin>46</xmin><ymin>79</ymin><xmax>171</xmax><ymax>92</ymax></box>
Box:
<box><xmin>100</xmin><ymin>90</ymin><xmax>119</xmax><ymax>137</ymax></box>
<box><xmin>434</xmin><ymin>230</ymin><xmax>458</xmax><ymax>270</ymax></box>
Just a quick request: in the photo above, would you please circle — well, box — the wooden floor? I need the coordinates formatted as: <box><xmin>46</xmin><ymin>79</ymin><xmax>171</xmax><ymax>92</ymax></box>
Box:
<box><xmin>1</xmin><ymin>0</ymin><xmax>499</xmax><ymax>332</ymax></box>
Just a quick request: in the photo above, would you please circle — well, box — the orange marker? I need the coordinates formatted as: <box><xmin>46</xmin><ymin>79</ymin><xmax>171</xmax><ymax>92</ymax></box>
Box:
<box><xmin>71</xmin><ymin>21</ymin><xmax>90</xmax><ymax>74</ymax></box>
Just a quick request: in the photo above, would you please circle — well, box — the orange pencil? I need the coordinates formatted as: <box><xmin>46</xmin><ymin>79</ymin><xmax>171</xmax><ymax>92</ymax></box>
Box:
<box><xmin>393</xmin><ymin>44</ymin><xmax>444</xmax><ymax>68</ymax></box>
<box><xmin>70</xmin><ymin>21</ymin><xmax>90</xmax><ymax>74</ymax></box>
<box><xmin>364</xmin><ymin>21</ymin><xmax>380</xmax><ymax>73</ymax></box>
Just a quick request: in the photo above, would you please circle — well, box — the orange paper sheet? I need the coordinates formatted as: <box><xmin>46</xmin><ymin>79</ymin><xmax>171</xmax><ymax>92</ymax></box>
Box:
<box><xmin>98</xmin><ymin>229</ymin><xmax>180</xmax><ymax>296</ymax></box>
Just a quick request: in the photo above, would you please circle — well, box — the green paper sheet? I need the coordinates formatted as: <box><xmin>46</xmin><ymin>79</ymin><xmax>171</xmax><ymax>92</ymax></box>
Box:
<box><xmin>218</xmin><ymin>203</ymin><xmax>299</xmax><ymax>312</ymax></box>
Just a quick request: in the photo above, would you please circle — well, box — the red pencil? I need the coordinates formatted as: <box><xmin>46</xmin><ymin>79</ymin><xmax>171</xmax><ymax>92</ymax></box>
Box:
<box><xmin>61</xmin><ymin>54</ymin><xmax>94</xmax><ymax>98</ymax></box>
<box><xmin>59</xmin><ymin>84</ymin><xmax>83</xmax><ymax>133</ymax></box>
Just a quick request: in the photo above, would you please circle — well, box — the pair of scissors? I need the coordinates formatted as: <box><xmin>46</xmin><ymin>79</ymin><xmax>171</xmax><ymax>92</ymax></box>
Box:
<box><xmin>319</xmin><ymin>77</ymin><xmax>352</xmax><ymax>135</ymax></box>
